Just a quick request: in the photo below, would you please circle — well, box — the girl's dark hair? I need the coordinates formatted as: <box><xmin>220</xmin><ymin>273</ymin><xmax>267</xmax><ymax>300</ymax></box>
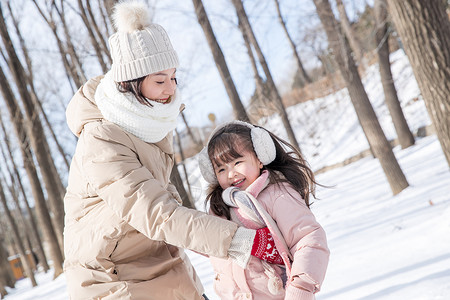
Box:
<box><xmin>206</xmin><ymin>123</ymin><xmax>318</xmax><ymax>220</ymax></box>
<box><xmin>117</xmin><ymin>76</ymin><xmax>153</xmax><ymax>106</ymax></box>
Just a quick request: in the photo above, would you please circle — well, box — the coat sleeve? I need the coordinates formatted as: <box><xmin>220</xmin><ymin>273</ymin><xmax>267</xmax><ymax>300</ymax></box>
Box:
<box><xmin>167</xmin><ymin>181</ymin><xmax>183</xmax><ymax>205</ymax></box>
<box><xmin>79</xmin><ymin>123</ymin><xmax>238</xmax><ymax>258</ymax></box>
<box><xmin>264</xmin><ymin>185</ymin><xmax>329</xmax><ymax>297</ymax></box>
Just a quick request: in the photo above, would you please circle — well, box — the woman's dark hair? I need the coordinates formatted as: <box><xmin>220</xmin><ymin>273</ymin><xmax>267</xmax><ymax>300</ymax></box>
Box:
<box><xmin>205</xmin><ymin>123</ymin><xmax>318</xmax><ymax>220</ymax></box>
<box><xmin>117</xmin><ymin>76</ymin><xmax>153</xmax><ymax>106</ymax></box>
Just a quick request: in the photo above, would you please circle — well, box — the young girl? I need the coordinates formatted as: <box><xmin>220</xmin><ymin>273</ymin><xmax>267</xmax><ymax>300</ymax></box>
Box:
<box><xmin>63</xmin><ymin>2</ymin><xmax>281</xmax><ymax>299</ymax></box>
<box><xmin>198</xmin><ymin>121</ymin><xmax>330</xmax><ymax>299</ymax></box>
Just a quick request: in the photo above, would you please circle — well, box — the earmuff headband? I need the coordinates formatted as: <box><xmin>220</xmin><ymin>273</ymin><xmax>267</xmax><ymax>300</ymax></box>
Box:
<box><xmin>198</xmin><ymin>120</ymin><xmax>276</xmax><ymax>184</ymax></box>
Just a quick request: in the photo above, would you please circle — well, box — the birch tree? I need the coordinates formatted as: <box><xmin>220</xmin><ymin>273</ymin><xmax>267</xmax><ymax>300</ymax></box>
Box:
<box><xmin>0</xmin><ymin>234</ymin><xmax>15</xmax><ymax>297</ymax></box>
<box><xmin>273</xmin><ymin>0</ymin><xmax>311</xmax><ymax>85</ymax></box>
<box><xmin>180</xmin><ymin>112</ymin><xmax>203</xmax><ymax>150</ymax></box>
<box><xmin>0</xmin><ymin>5</ymin><xmax>66</xmax><ymax>247</ymax></box>
<box><xmin>31</xmin><ymin>0</ymin><xmax>86</xmax><ymax>90</ymax></box>
<box><xmin>313</xmin><ymin>0</ymin><xmax>409</xmax><ymax>195</ymax></box>
<box><xmin>231</xmin><ymin>0</ymin><xmax>301</xmax><ymax>151</ymax></box>
<box><xmin>76</xmin><ymin>0</ymin><xmax>110</xmax><ymax>72</ymax></box>
<box><xmin>238</xmin><ymin>15</ymin><xmax>275</xmax><ymax>122</ymax></box>
<box><xmin>170</xmin><ymin>163</ymin><xmax>195</xmax><ymax>209</ymax></box>
<box><xmin>374</xmin><ymin>0</ymin><xmax>414</xmax><ymax>149</ymax></box>
<box><xmin>0</xmin><ymin>169</ymin><xmax>39</xmax><ymax>270</ymax></box>
<box><xmin>0</xmin><ymin>66</ymin><xmax>64</xmax><ymax>277</ymax></box>
<box><xmin>191</xmin><ymin>0</ymin><xmax>251</xmax><ymax>122</ymax></box>
<box><xmin>0</xmin><ymin>180</ymin><xmax>37</xmax><ymax>287</ymax></box>
<box><xmin>0</xmin><ymin>170</ymin><xmax>36</xmax><ymax>269</ymax></box>
<box><xmin>8</xmin><ymin>2</ymin><xmax>71</xmax><ymax>170</ymax></box>
<box><xmin>175</xmin><ymin>129</ymin><xmax>194</xmax><ymax>202</ymax></box>
<box><xmin>335</xmin><ymin>0</ymin><xmax>365</xmax><ymax>68</ymax></box>
<box><xmin>387</xmin><ymin>0</ymin><xmax>450</xmax><ymax>167</ymax></box>
<box><xmin>0</xmin><ymin>117</ymin><xmax>50</xmax><ymax>272</ymax></box>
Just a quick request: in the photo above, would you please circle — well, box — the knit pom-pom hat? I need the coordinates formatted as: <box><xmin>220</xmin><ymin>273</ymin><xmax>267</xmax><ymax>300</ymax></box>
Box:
<box><xmin>109</xmin><ymin>1</ymin><xmax>179</xmax><ymax>82</ymax></box>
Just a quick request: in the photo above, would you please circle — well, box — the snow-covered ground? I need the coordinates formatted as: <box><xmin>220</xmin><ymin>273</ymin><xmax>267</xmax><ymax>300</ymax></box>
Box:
<box><xmin>5</xmin><ymin>50</ymin><xmax>450</xmax><ymax>299</ymax></box>
<box><xmin>188</xmin><ymin>135</ymin><xmax>450</xmax><ymax>300</ymax></box>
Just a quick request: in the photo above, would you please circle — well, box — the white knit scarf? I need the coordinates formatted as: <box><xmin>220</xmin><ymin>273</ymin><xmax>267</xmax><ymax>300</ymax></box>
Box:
<box><xmin>95</xmin><ymin>71</ymin><xmax>181</xmax><ymax>143</ymax></box>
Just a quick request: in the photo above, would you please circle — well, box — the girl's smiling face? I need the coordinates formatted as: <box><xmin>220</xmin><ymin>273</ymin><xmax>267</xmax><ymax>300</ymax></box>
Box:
<box><xmin>141</xmin><ymin>68</ymin><xmax>177</xmax><ymax>104</ymax></box>
<box><xmin>213</xmin><ymin>149</ymin><xmax>263</xmax><ymax>190</ymax></box>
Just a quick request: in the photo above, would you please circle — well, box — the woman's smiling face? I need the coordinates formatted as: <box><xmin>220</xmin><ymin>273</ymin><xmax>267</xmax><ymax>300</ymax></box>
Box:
<box><xmin>140</xmin><ymin>68</ymin><xmax>177</xmax><ymax>104</ymax></box>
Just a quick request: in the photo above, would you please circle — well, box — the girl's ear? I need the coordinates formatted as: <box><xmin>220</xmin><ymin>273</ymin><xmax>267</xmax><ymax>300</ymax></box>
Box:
<box><xmin>259</xmin><ymin>160</ymin><xmax>263</xmax><ymax>169</ymax></box>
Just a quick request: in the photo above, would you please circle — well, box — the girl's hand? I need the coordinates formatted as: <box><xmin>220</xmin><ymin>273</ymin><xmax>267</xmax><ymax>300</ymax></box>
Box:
<box><xmin>251</xmin><ymin>227</ymin><xmax>284</xmax><ymax>265</ymax></box>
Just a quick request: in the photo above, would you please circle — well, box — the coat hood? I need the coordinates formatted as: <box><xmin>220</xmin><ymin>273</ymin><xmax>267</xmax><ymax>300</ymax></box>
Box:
<box><xmin>66</xmin><ymin>76</ymin><xmax>104</xmax><ymax>138</ymax></box>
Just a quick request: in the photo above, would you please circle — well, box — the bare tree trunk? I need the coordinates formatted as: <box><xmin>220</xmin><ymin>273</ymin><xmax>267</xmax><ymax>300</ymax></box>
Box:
<box><xmin>313</xmin><ymin>0</ymin><xmax>409</xmax><ymax>195</ymax></box>
<box><xmin>6</xmin><ymin>2</ymin><xmax>33</xmax><ymax>81</ymax></box>
<box><xmin>231</xmin><ymin>0</ymin><xmax>302</xmax><ymax>152</ymax></box>
<box><xmin>0</xmin><ymin>236</ymin><xmax>15</xmax><ymax>296</ymax></box>
<box><xmin>53</xmin><ymin>0</ymin><xmax>88</xmax><ymax>84</ymax></box>
<box><xmin>98</xmin><ymin>0</ymin><xmax>113</xmax><ymax>37</ymax></box>
<box><xmin>237</xmin><ymin>17</ymin><xmax>275</xmax><ymax>122</ymax></box>
<box><xmin>240</xmin><ymin>18</ymin><xmax>265</xmax><ymax>101</ymax></box>
<box><xmin>0</xmin><ymin>66</ymin><xmax>64</xmax><ymax>277</ymax></box>
<box><xmin>0</xmin><ymin>170</ymin><xmax>34</xmax><ymax>267</ymax></box>
<box><xmin>8</xmin><ymin>3</ymin><xmax>71</xmax><ymax>170</ymax></box>
<box><xmin>170</xmin><ymin>163</ymin><xmax>195</xmax><ymax>209</ymax></box>
<box><xmin>0</xmin><ymin>120</ymin><xmax>50</xmax><ymax>272</ymax></box>
<box><xmin>335</xmin><ymin>0</ymin><xmax>365</xmax><ymax>68</ymax></box>
<box><xmin>0</xmin><ymin>182</ymin><xmax>37</xmax><ymax>287</ymax></box>
<box><xmin>374</xmin><ymin>0</ymin><xmax>414</xmax><ymax>149</ymax></box>
<box><xmin>387</xmin><ymin>0</ymin><xmax>450</xmax><ymax>167</ymax></box>
<box><xmin>0</xmin><ymin>9</ymin><xmax>66</xmax><ymax>248</ymax></box>
<box><xmin>0</xmin><ymin>263</ymin><xmax>7</xmax><ymax>298</ymax></box>
<box><xmin>31</xmin><ymin>89</ymin><xmax>71</xmax><ymax>171</ymax></box>
<box><xmin>0</xmin><ymin>273</ymin><xmax>7</xmax><ymax>298</ymax></box>
<box><xmin>273</xmin><ymin>0</ymin><xmax>311</xmax><ymax>85</ymax></box>
<box><xmin>103</xmin><ymin>0</ymin><xmax>118</xmax><ymax>25</ymax></box>
<box><xmin>175</xmin><ymin>129</ymin><xmax>193</xmax><ymax>200</ymax></box>
<box><xmin>317</xmin><ymin>51</ymin><xmax>335</xmax><ymax>75</ymax></box>
<box><xmin>76</xmin><ymin>0</ymin><xmax>109</xmax><ymax>73</ymax></box>
<box><xmin>191</xmin><ymin>0</ymin><xmax>251</xmax><ymax>122</ymax></box>
<box><xmin>31</xmin><ymin>0</ymin><xmax>83</xmax><ymax>89</ymax></box>
<box><xmin>24</xmin><ymin>235</ymin><xmax>38</xmax><ymax>270</ymax></box>
<box><xmin>0</xmin><ymin>172</ymin><xmax>37</xmax><ymax>271</ymax></box>
<box><xmin>84</xmin><ymin>0</ymin><xmax>112</xmax><ymax>64</ymax></box>
<box><xmin>180</xmin><ymin>112</ymin><xmax>203</xmax><ymax>150</ymax></box>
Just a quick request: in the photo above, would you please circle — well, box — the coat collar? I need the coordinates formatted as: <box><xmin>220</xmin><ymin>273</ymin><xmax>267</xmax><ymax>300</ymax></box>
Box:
<box><xmin>245</xmin><ymin>170</ymin><xmax>270</xmax><ymax>198</ymax></box>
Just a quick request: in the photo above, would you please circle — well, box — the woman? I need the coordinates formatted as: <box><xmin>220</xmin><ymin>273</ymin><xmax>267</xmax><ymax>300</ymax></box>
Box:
<box><xmin>63</xmin><ymin>2</ymin><xmax>278</xmax><ymax>299</ymax></box>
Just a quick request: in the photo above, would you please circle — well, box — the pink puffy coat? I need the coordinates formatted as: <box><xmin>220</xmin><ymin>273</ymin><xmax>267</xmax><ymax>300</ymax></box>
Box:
<box><xmin>210</xmin><ymin>172</ymin><xmax>329</xmax><ymax>300</ymax></box>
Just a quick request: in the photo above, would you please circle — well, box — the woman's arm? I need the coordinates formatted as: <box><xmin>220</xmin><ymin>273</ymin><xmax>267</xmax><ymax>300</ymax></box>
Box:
<box><xmin>80</xmin><ymin>123</ymin><xmax>238</xmax><ymax>258</ymax></box>
<box><xmin>80</xmin><ymin>122</ymin><xmax>277</xmax><ymax>267</ymax></box>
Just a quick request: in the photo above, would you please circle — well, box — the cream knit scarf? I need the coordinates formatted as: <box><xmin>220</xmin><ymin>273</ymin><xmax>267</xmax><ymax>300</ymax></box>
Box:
<box><xmin>95</xmin><ymin>71</ymin><xmax>181</xmax><ymax>143</ymax></box>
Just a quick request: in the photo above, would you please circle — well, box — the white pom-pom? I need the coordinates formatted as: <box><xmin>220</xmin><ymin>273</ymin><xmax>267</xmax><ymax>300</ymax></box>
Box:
<box><xmin>267</xmin><ymin>275</ymin><xmax>283</xmax><ymax>295</ymax></box>
<box><xmin>263</xmin><ymin>263</ymin><xmax>284</xmax><ymax>295</ymax></box>
<box><xmin>113</xmin><ymin>1</ymin><xmax>151</xmax><ymax>33</ymax></box>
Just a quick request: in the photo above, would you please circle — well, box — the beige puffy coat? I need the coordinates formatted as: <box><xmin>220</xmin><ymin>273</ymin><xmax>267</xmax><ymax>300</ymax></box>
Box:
<box><xmin>63</xmin><ymin>76</ymin><xmax>238</xmax><ymax>299</ymax></box>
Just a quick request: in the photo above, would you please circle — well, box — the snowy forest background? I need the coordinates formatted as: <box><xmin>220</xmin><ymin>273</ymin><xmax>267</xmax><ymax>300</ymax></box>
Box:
<box><xmin>0</xmin><ymin>0</ymin><xmax>449</xmax><ymax>299</ymax></box>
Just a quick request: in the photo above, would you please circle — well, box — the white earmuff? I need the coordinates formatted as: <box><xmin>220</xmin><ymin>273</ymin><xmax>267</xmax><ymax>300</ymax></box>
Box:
<box><xmin>198</xmin><ymin>147</ymin><xmax>217</xmax><ymax>184</ymax></box>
